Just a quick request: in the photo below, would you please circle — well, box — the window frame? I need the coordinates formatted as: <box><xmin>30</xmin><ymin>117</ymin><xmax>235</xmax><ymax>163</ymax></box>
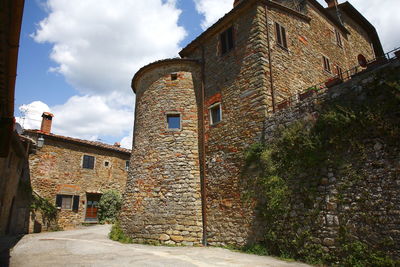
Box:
<box><xmin>322</xmin><ymin>55</ymin><xmax>331</xmax><ymax>73</ymax></box>
<box><xmin>334</xmin><ymin>64</ymin><xmax>343</xmax><ymax>80</ymax></box>
<box><xmin>220</xmin><ymin>26</ymin><xmax>235</xmax><ymax>55</ymax></box>
<box><xmin>166</xmin><ymin>112</ymin><xmax>182</xmax><ymax>131</ymax></box>
<box><xmin>275</xmin><ymin>22</ymin><xmax>288</xmax><ymax>49</ymax></box>
<box><xmin>82</xmin><ymin>155</ymin><xmax>95</xmax><ymax>169</ymax></box>
<box><xmin>335</xmin><ymin>29</ymin><xmax>343</xmax><ymax>47</ymax></box>
<box><xmin>56</xmin><ymin>194</ymin><xmax>80</xmax><ymax>211</ymax></box>
<box><xmin>209</xmin><ymin>102</ymin><xmax>222</xmax><ymax>126</ymax></box>
<box><xmin>125</xmin><ymin>161</ymin><xmax>130</xmax><ymax>171</ymax></box>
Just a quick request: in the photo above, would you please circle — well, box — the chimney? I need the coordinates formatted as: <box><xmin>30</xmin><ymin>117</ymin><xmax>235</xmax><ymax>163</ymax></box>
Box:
<box><xmin>40</xmin><ymin>112</ymin><xmax>54</xmax><ymax>134</ymax></box>
<box><xmin>325</xmin><ymin>0</ymin><xmax>338</xmax><ymax>8</ymax></box>
<box><xmin>233</xmin><ymin>0</ymin><xmax>242</xmax><ymax>8</ymax></box>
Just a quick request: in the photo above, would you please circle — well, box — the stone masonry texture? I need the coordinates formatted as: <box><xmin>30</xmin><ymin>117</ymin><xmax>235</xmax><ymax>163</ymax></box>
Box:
<box><xmin>25</xmin><ymin>131</ymin><xmax>130</xmax><ymax>230</ymax></box>
<box><xmin>120</xmin><ymin>60</ymin><xmax>204</xmax><ymax>246</ymax></box>
<box><xmin>121</xmin><ymin>0</ymin><xmax>385</xmax><ymax>247</ymax></box>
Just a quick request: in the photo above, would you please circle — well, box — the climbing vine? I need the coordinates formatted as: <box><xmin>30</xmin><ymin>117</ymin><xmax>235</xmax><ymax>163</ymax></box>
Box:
<box><xmin>242</xmin><ymin>67</ymin><xmax>400</xmax><ymax>266</ymax></box>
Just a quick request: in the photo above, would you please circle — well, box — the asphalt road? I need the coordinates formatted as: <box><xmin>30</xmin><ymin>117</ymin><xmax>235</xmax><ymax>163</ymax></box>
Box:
<box><xmin>10</xmin><ymin>225</ymin><xmax>311</xmax><ymax>267</ymax></box>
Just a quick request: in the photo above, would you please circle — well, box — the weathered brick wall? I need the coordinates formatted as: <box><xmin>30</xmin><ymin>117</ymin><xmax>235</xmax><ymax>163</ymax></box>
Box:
<box><xmin>266</xmin><ymin>2</ymin><xmax>375</xmax><ymax>103</ymax></box>
<box><xmin>0</xmin><ymin>134</ymin><xmax>30</xmax><ymax>236</ymax></box>
<box><xmin>120</xmin><ymin>60</ymin><xmax>204</xmax><ymax>245</ymax></box>
<box><xmin>25</xmin><ymin>135</ymin><xmax>129</xmax><ymax>230</ymax></box>
<box><xmin>262</xmin><ymin>60</ymin><xmax>400</xmax><ymax>257</ymax></box>
<box><xmin>186</xmin><ymin>3</ymin><xmax>270</xmax><ymax>246</ymax></box>
<box><xmin>122</xmin><ymin>0</ymin><xmax>381</xmax><ymax>247</ymax></box>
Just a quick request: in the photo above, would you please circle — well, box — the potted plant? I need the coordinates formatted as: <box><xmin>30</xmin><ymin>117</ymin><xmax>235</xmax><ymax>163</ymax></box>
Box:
<box><xmin>299</xmin><ymin>86</ymin><xmax>317</xmax><ymax>101</ymax></box>
<box><xmin>325</xmin><ymin>77</ymin><xmax>342</xmax><ymax>88</ymax></box>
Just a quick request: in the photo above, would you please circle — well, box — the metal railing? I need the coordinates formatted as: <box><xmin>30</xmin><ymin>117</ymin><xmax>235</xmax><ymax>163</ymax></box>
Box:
<box><xmin>274</xmin><ymin>46</ymin><xmax>400</xmax><ymax>112</ymax></box>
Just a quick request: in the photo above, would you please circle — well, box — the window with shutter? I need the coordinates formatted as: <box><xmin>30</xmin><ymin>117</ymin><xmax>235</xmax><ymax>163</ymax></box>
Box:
<box><xmin>72</xmin><ymin>195</ymin><xmax>80</xmax><ymax>211</ymax></box>
<box><xmin>323</xmin><ymin>56</ymin><xmax>331</xmax><ymax>73</ymax></box>
<box><xmin>82</xmin><ymin>155</ymin><xmax>95</xmax><ymax>169</ymax></box>
<box><xmin>275</xmin><ymin>22</ymin><xmax>288</xmax><ymax>49</ymax></box>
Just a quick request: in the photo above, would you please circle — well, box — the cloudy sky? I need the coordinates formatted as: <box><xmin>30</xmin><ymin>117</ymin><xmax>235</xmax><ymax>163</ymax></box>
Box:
<box><xmin>16</xmin><ymin>0</ymin><xmax>399</xmax><ymax>148</ymax></box>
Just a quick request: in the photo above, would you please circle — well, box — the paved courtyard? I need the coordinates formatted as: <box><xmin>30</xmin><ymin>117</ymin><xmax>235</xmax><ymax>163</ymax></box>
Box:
<box><xmin>10</xmin><ymin>225</ymin><xmax>311</xmax><ymax>267</ymax></box>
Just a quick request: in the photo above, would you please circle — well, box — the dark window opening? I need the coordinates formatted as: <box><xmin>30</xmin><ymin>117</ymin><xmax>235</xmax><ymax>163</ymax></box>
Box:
<box><xmin>167</xmin><ymin>114</ymin><xmax>181</xmax><ymax>129</ymax></box>
<box><xmin>210</xmin><ymin>103</ymin><xmax>222</xmax><ymax>125</ymax></box>
<box><xmin>323</xmin><ymin>56</ymin><xmax>331</xmax><ymax>73</ymax></box>
<box><xmin>104</xmin><ymin>161</ymin><xmax>109</xmax><ymax>167</ymax></box>
<box><xmin>125</xmin><ymin>161</ymin><xmax>130</xmax><ymax>171</ymax></box>
<box><xmin>83</xmin><ymin>155</ymin><xmax>95</xmax><ymax>169</ymax></box>
<box><xmin>220</xmin><ymin>26</ymin><xmax>234</xmax><ymax>55</ymax></box>
<box><xmin>171</xmin><ymin>73</ymin><xmax>178</xmax><ymax>80</ymax></box>
<box><xmin>275</xmin><ymin>22</ymin><xmax>288</xmax><ymax>49</ymax></box>
<box><xmin>335</xmin><ymin>29</ymin><xmax>342</xmax><ymax>47</ymax></box>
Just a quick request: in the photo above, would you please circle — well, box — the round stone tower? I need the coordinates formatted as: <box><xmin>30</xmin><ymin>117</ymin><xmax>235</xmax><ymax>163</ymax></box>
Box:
<box><xmin>120</xmin><ymin>59</ymin><xmax>203</xmax><ymax>245</ymax></box>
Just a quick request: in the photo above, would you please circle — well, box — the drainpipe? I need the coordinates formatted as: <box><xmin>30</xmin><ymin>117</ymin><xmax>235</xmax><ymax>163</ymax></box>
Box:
<box><xmin>265</xmin><ymin>2</ymin><xmax>276</xmax><ymax>113</ymax></box>
<box><xmin>200</xmin><ymin>45</ymin><xmax>208</xmax><ymax>246</ymax></box>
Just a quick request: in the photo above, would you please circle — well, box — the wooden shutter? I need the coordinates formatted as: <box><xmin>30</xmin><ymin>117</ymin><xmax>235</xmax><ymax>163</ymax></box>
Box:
<box><xmin>72</xmin><ymin>195</ymin><xmax>80</xmax><ymax>211</ymax></box>
<box><xmin>56</xmin><ymin>194</ymin><xmax>63</xmax><ymax>208</ymax></box>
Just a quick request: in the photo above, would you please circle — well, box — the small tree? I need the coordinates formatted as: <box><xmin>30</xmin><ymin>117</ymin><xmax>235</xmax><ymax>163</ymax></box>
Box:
<box><xmin>98</xmin><ymin>190</ymin><xmax>122</xmax><ymax>224</ymax></box>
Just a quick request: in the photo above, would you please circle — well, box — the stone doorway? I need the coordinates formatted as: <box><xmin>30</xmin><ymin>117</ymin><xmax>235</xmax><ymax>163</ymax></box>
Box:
<box><xmin>85</xmin><ymin>193</ymin><xmax>102</xmax><ymax>222</ymax></box>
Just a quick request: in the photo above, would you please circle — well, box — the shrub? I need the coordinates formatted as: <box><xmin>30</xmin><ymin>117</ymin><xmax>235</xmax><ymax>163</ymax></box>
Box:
<box><xmin>98</xmin><ymin>190</ymin><xmax>122</xmax><ymax>224</ymax></box>
<box><xmin>109</xmin><ymin>221</ymin><xmax>132</xmax><ymax>243</ymax></box>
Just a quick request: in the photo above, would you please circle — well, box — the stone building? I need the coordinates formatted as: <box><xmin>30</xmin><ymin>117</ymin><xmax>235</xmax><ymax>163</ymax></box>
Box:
<box><xmin>120</xmin><ymin>0</ymin><xmax>384</xmax><ymax>246</ymax></box>
<box><xmin>24</xmin><ymin>113</ymin><xmax>131</xmax><ymax>230</ymax></box>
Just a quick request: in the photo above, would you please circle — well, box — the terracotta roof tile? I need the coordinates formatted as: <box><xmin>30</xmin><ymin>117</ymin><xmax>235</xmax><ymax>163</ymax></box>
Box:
<box><xmin>24</xmin><ymin>129</ymin><xmax>131</xmax><ymax>154</ymax></box>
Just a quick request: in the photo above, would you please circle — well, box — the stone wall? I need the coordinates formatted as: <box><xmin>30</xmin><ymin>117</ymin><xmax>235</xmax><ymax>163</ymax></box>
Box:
<box><xmin>122</xmin><ymin>0</ymin><xmax>382</xmax><ymax>247</ymax></box>
<box><xmin>0</xmin><ymin>133</ymin><xmax>31</xmax><ymax>236</ymax></box>
<box><xmin>25</xmin><ymin>133</ymin><xmax>130</xmax><ymax>230</ymax></box>
<box><xmin>120</xmin><ymin>60</ymin><xmax>204</xmax><ymax>245</ymax></box>
<box><xmin>261</xmin><ymin>60</ymin><xmax>400</xmax><ymax>258</ymax></box>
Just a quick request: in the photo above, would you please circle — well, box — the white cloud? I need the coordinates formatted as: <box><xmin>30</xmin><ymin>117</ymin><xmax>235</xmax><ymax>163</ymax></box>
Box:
<box><xmin>193</xmin><ymin>0</ymin><xmax>233</xmax><ymax>30</ymax></box>
<box><xmin>32</xmin><ymin>0</ymin><xmax>186</xmax><ymax>96</ymax></box>
<box><xmin>20</xmin><ymin>0</ymin><xmax>187</xmax><ymax>145</ymax></box>
<box><xmin>16</xmin><ymin>101</ymin><xmax>51</xmax><ymax>130</ymax></box>
<box><xmin>120</xmin><ymin>132</ymin><xmax>133</xmax><ymax>150</ymax></box>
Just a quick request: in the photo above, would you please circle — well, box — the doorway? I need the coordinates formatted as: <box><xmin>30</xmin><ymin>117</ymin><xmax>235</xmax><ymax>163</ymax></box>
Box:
<box><xmin>85</xmin><ymin>193</ymin><xmax>102</xmax><ymax>222</ymax></box>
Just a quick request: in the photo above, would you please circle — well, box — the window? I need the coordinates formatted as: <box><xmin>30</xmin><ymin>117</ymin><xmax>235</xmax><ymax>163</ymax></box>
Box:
<box><xmin>56</xmin><ymin>194</ymin><xmax>80</xmax><ymax>211</ymax></box>
<box><xmin>171</xmin><ymin>73</ymin><xmax>178</xmax><ymax>80</ymax></box>
<box><xmin>275</xmin><ymin>22</ymin><xmax>288</xmax><ymax>49</ymax></box>
<box><xmin>335</xmin><ymin>29</ymin><xmax>342</xmax><ymax>47</ymax></box>
<box><xmin>104</xmin><ymin>161</ymin><xmax>110</xmax><ymax>167</ymax></box>
<box><xmin>220</xmin><ymin>26</ymin><xmax>234</xmax><ymax>55</ymax></box>
<box><xmin>167</xmin><ymin>114</ymin><xmax>181</xmax><ymax>129</ymax></box>
<box><xmin>83</xmin><ymin>155</ymin><xmax>95</xmax><ymax>169</ymax></box>
<box><xmin>334</xmin><ymin>65</ymin><xmax>343</xmax><ymax>80</ymax></box>
<box><xmin>323</xmin><ymin>56</ymin><xmax>331</xmax><ymax>73</ymax></box>
<box><xmin>209</xmin><ymin>103</ymin><xmax>222</xmax><ymax>125</ymax></box>
<box><xmin>125</xmin><ymin>161</ymin><xmax>130</xmax><ymax>171</ymax></box>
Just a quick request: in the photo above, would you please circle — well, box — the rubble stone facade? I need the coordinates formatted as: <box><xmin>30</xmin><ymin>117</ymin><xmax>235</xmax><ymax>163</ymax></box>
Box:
<box><xmin>25</xmin><ymin>130</ymin><xmax>130</xmax><ymax>230</ymax></box>
<box><xmin>121</xmin><ymin>0</ymin><xmax>384</xmax><ymax>246</ymax></box>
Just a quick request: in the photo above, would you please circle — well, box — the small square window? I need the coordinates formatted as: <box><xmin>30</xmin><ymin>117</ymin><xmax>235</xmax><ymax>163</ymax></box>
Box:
<box><xmin>171</xmin><ymin>73</ymin><xmax>178</xmax><ymax>80</ymax></box>
<box><xmin>167</xmin><ymin>114</ymin><xmax>181</xmax><ymax>129</ymax></box>
<box><xmin>210</xmin><ymin>103</ymin><xmax>222</xmax><ymax>125</ymax></box>
<box><xmin>83</xmin><ymin>155</ymin><xmax>95</xmax><ymax>169</ymax></box>
<box><xmin>104</xmin><ymin>161</ymin><xmax>110</xmax><ymax>167</ymax></box>
<box><xmin>323</xmin><ymin>56</ymin><xmax>331</xmax><ymax>73</ymax></box>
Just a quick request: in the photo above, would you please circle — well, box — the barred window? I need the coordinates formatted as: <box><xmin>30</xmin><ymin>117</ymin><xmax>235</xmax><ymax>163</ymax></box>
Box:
<box><xmin>220</xmin><ymin>26</ymin><xmax>234</xmax><ymax>55</ymax></box>
<box><xmin>83</xmin><ymin>155</ymin><xmax>95</xmax><ymax>169</ymax></box>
